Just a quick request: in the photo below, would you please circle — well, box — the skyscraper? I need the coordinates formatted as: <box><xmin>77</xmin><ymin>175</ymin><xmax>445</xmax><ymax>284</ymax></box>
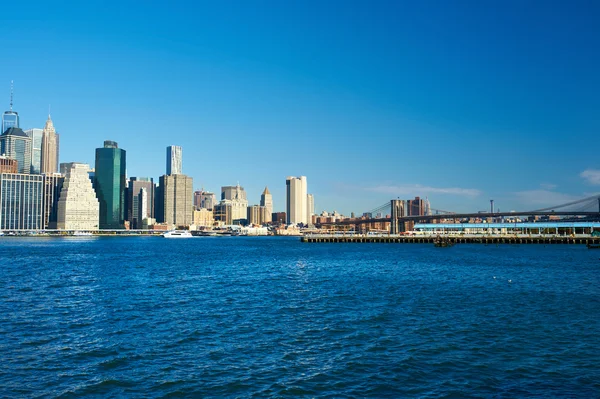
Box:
<box><xmin>160</xmin><ymin>174</ymin><xmax>193</xmax><ymax>227</ymax></box>
<box><xmin>286</xmin><ymin>176</ymin><xmax>308</xmax><ymax>225</ymax></box>
<box><xmin>407</xmin><ymin>196</ymin><xmax>425</xmax><ymax>216</ymax></box>
<box><xmin>0</xmin><ymin>172</ymin><xmax>44</xmax><ymax>230</ymax></box>
<box><xmin>43</xmin><ymin>173</ymin><xmax>64</xmax><ymax>229</ymax></box>
<box><xmin>2</xmin><ymin>81</ymin><xmax>19</xmax><ymax>133</ymax></box>
<box><xmin>166</xmin><ymin>145</ymin><xmax>182</xmax><ymax>175</ymax></box>
<box><xmin>57</xmin><ymin>163</ymin><xmax>99</xmax><ymax>230</ymax></box>
<box><xmin>307</xmin><ymin>194</ymin><xmax>314</xmax><ymax>222</ymax></box>
<box><xmin>94</xmin><ymin>140</ymin><xmax>126</xmax><ymax>229</ymax></box>
<box><xmin>221</xmin><ymin>184</ymin><xmax>248</xmax><ymax>224</ymax></box>
<box><xmin>0</xmin><ymin>128</ymin><xmax>32</xmax><ymax>174</ymax></box>
<box><xmin>260</xmin><ymin>186</ymin><xmax>273</xmax><ymax>223</ymax></box>
<box><xmin>24</xmin><ymin>128</ymin><xmax>43</xmax><ymax>174</ymax></box>
<box><xmin>40</xmin><ymin>114</ymin><xmax>59</xmax><ymax>174</ymax></box>
<box><xmin>128</xmin><ymin>177</ymin><xmax>155</xmax><ymax>229</ymax></box>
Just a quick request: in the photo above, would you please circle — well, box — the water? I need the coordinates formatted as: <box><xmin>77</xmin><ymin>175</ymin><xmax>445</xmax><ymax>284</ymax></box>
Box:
<box><xmin>1</xmin><ymin>237</ymin><xmax>599</xmax><ymax>398</ymax></box>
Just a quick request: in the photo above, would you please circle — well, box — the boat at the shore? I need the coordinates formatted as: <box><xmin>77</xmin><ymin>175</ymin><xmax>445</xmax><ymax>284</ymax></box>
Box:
<box><xmin>163</xmin><ymin>230</ymin><xmax>193</xmax><ymax>238</ymax></box>
<box><xmin>72</xmin><ymin>231</ymin><xmax>93</xmax><ymax>236</ymax></box>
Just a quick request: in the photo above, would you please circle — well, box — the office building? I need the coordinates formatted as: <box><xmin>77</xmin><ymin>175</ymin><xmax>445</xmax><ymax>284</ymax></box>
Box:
<box><xmin>24</xmin><ymin>128</ymin><xmax>43</xmax><ymax>174</ymax></box>
<box><xmin>260</xmin><ymin>187</ymin><xmax>273</xmax><ymax>223</ymax></box>
<box><xmin>160</xmin><ymin>174</ymin><xmax>193</xmax><ymax>227</ymax></box>
<box><xmin>166</xmin><ymin>145</ymin><xmax>182</xmax><ymax>175</ymax></box>
<box><xmin>57</xmin><ymin>163</ymin><xmax>99</xmax><ymax>230</ymax></box>
<box><xmin>0</xmin><ymin>128</ymin><xmax>31</xmax><ymax>174</ymax></box>
<box><xmin>0</xmin><ymin>173</ymin><xmax>44</xmax><ymax>230</ymax></box>
<box><xmin>286</xmin><ymin>176</ymin><xmax>308</xmax><ymax>225</ymax></box>
<box><xmin>221</xmin><ymin>184</ymin><xmax>248</xmax><ymax>223</ymax></box>
<box><xmin>213</xmin><ymin>202</ymin><xmax>233</xmax><ymax>225</ymax></box>
<box><xmin>407</xmin><ymin>196</ymin><xmax>425</xmax><ymax>216</ymax></box>
<box><xmin>43</xmin><ymin>173</ymin><xmax>65</xmax><ymax>229</ymax></box>
<box><xmin>2</xmin><ymin>81</ymin><xmax>19</xmax><ymax>133</ymax></box>
<box><xmin>272</xmin><ymin>212</ymin><xmax>286</xmax><ymax>225</ymax></box>
<box><xmin>307</xmin><ymin>194</ymin><xmax>314</xmax><ymax>221</ymax></box>
<box><xmin>94</xmin><ymin>140</ymin><xmax>126</xmax><ymax>229</ymax></box>
<box><xmin>247</xmin><ymin>205</ymin><xmax>269</xmax><ymax>225</ymax></box>
<box><xmin>40</xmin><ymin>115</ymin><xmax>59</xmax><ymax>174</ymax></box>
<box><xmin>0</xmin><ymin>155</ymin><xmax>17</xmax><ymax>173</ymax></box>
<box><xmin>128</xmin><ymin>177</ymin><xmax>155</xmax><ymax>229</ymax></box>
<box><xmin>194</xmin><ymin>190</ymin><xmax>216</xmax><ymax>210</ymax></box>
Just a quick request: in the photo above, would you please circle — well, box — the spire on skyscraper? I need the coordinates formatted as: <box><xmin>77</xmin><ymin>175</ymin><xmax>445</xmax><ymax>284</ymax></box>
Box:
<box><xmin>9</xmin><ymin>80</ymin><xmax>13</xmax><ymax>111</ymax></box>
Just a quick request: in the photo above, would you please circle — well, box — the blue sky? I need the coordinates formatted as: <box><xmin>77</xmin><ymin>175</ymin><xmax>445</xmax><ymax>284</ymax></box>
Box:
<box><xmin>2</xmin><ymin>0</ymin><xmax>599</xmax><ymax>215</ymax></box>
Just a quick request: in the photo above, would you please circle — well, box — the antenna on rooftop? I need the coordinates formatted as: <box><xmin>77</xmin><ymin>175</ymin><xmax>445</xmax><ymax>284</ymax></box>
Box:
<box><xmin>9</xmin><ymin>80</ymin><xmax>13</xmax><ymax>111</ymax></box>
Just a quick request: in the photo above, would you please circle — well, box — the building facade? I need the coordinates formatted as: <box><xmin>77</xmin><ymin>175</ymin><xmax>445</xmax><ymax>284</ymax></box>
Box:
<box><xmin>128</xmin><ymin>177</ymin><xmax>155</xmax><ymax>229</ymax></box>
<box><xmin>0</xmin><ymin>173</ymin><xmax>44</xmax><ymax>230</ymax></box>
<box><xmin>194</xmin><ymin>190</ymin><xmax>216</xmax><ymax>210</ymax></box>
<box><xmin>94</xmin><ymin>140</ymin><xmax>126</xmax><ymax>229</ymax></box>
<box><xmin>57</xmin><ymin>163</ymin><xmax>99</xmax><ymax>230</ymax></box>
<box><xmin>407</xmin><ymin>196</ymin><xmax>425</xmax><ymax>216</ymax></box>
<box><xmin>166</xmin><ymin>145</ymin><xmax>182</xmax><ymax>175</ymax></box>
<box><xmin>0</xmin><ymin>128</ymin><xmax>31</xmax><ymax>174</ymax></box>
<box><xmin>192</xmin><ymin>208</ymin><xmax>214</xmax><ymax>228</ymax></box>
<box><xmin>24</xmin><ymin>128</ymin><xmax>43</xmax><ymax>174</ymax></box>
<box><xmin>247</xmin><ymin>205</ymin><xmax>269</xmax><ymax>225</ymax></box>
<box><xmin>40</xmin><ymin>115</ymin><xmax>59</xmax><ymax>174</ymax></box>
<box><xmin>260</xmin><ymin>187</ymin><xmax>273</xmax><ymax>223</ymax></box>
<box><xmin>43</xmin><ymin>173</ymin><xmax>65</xmax><ymax>229</ymax></box>
<box><xmin>0</xmin><ymin>155</ymin><xmax>17</xmax><ymax>173</ymax></box>
<box><xmin>160</xmin><ymin>174</ymin><xmax>193</xmax><ymax>228</ymax></box>
<box><xmin>221</xmin><ymin>184</ymin><xmax>248</xmax><ymax>223</ymax></box>
<box><xmin>286</xmin><ymin>176</ymin><xmax>308</xmax><ymax>225</ymax></box>
<box><xmin>307</xmin><ymin>194</ymin><xmax>314</xmax><ymax>222</ymax></box>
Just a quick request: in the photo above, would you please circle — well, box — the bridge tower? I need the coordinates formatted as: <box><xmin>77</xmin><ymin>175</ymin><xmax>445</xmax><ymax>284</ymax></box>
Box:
<box><xmin>390</xmin><ymin>199</ymin><xmax>405</xmax><ymax>234</ymax></box>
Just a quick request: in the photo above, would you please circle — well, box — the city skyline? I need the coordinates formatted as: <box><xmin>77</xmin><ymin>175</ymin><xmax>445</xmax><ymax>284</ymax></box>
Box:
<box><xmin>2</xmin><ymin>1</ymin><xmax>599</xmax><ymax>215</ymax></box>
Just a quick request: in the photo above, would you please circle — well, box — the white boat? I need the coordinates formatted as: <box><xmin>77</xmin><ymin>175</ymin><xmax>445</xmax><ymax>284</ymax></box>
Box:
<box><xmin>72</xmin><ymin>231</ymin><xmax>93</xmax><ymax>236</ymax></box>
<box><xmin>163</xmin><ymin>230</ymin><xmax>193</xmax><ymax>238</ymax></box>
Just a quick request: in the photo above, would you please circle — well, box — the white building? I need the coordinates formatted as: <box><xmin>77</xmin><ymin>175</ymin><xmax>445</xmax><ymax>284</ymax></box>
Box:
<box><xmin>166</xmin><ymin>145</ymin><xmax>182</xmax><ymax>175</ymax></box>
<box><xmin>221</xmin><ymin>184</ymin><xmax>248</xmax><ymax>223</ymax></box>
<box><xmin>56</xmin><ymin>163</ymin><xmax>100</xmax><ymax>230</ymax></box>
<box><xmin>286</xmin><ymin>176</ymin><xmax>308</xmax><ymax>225</ymax></box>
<box><xmin>307</xmin><ymin>194</ymin><xmax>314</xmax><ymax>221</ymax></box>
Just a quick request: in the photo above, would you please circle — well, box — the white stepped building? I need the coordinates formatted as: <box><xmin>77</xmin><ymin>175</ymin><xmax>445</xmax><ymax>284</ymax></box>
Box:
<box><xmin>57</xmin><ymin>163</ymin><xmax>100</xmax><ymax>230</ymax></box>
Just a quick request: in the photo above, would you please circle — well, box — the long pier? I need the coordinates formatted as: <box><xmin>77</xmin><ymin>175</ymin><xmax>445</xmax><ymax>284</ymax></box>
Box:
<box><xmin>301</xmin><ymin>235</ymin><xmax>600</xmax><ymax>245</ymax></box>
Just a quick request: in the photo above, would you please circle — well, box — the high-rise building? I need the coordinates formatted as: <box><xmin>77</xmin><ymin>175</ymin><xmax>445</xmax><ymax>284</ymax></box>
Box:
<box><xmin>24</xmin><ymin>128</ymin><xmax>43</xmax><ymax>174</ymax></box>
<box><xmin>43</xmin><ymin>173</ymin><xmax>65</xmax><ymax>229</ymax></box>
<box><xmin>307</xmin><ymin>194</ymin><xmax>314</xmax><ymax>221</ymax></box>
<box><xmin>127</xmin><ymin>177</ymin><xmax>155</xmax><ymax>229</ymax></box>
<box><xmin>0</xmin><ymin>128</ymin><xmax>31</xmax><ymax>174</ymax></box>
<box><xmin>2</xmin><ymin>81</ymin><xmax>19</xmax><ymax>133</ymax></box>
<box><xmin>286</xmin><ymin>176</ymin><xmax>308</xmax><ymax>225</ymax></box>
<box><xmin>94</xmin><ymin>140</ymin><xmax>126</xmax><ymax>229</ymax></box>
<box><xmin>160</xmin><ymin>174</ymin><xmax>193</xmax><ymax>227</ymax></box>
<box><xmin>213</xmin><ymin>202</ymin><xmax>233</xmax><ymax>225</ymax></box>
<box><xmin>40</xmin><ymin>115</ymin><xmax>59</xmax><ymax>174</ymax></box>
<box><xmin>194</xmin><ymin>190</ymin><xmax>216</xmax><ymax>210</ymax></box>
<box><xmin>57</xmin><ymin>163</ymin><xmax>99</xmax><ymax>230</ymax></box>
<box><xmin>0</xmin><ymin>173</ymin><xmax>44</xmax><ymax>230</ymax></box>
<box><xmin>221</xmin><ymin>184</ymin><xmax>248</xmax><ymax>223</ymax></box>
<box><xmin>260</xmin><ymin>187</ymin><xmax>273</xmax><ymax>223</ymax></box>
<box><xmin>166</xmin><ymin>145</ymin><xmax>182</xmax><ymax>175</ymax></box>
<box><xmin>0</xmin><ymin>155</ymin><xmax>17</xmax><ymax>173</ymax></box>
<box><xmin>247</xmin><ymin>205</ymin><xmax>269</xmax><ymax>225</ymax></box>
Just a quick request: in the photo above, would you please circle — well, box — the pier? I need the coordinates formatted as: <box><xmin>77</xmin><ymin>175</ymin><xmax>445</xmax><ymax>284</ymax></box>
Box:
<box><xmin>301</xmin><ymin>235</ymin><xmax>600</xmax><ymax>245</ymax></box>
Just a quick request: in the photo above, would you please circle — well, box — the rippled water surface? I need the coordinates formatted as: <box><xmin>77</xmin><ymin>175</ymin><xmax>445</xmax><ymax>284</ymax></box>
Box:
<box><xmin>1</xmin><ymin>237</ymin><xmax>599</xmax><ymax>397</ymax></box>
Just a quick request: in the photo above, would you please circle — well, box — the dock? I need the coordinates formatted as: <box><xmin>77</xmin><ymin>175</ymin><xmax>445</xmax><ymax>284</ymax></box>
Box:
<box><xmin>301</xmin><ymin>235</ymin><xmax>600</xmax><ymax>245</ymax></box>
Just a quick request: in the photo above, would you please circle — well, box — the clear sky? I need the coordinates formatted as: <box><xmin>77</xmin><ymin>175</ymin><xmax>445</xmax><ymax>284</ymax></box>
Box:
<box><xmin>2</xmin><ymin>0</ymin><xmax>599</xmax><ymax>215</ymax></box>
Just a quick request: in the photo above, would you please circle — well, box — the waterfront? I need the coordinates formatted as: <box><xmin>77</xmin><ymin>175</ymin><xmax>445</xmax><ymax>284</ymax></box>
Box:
<box><xmin>1</xmin><ymin>237</ymin><xmax>599</xmax><ymax>397</ymax></box>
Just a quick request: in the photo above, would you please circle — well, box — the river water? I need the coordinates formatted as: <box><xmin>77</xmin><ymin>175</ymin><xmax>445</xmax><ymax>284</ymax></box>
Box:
<box><xmin>1</xmin><ymin>237</ymin><xmax>598</xmax><ymax>397</ymax></box>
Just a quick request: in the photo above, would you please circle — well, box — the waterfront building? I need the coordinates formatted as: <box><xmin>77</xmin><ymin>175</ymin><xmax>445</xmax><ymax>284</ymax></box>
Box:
<box><xmin>0</xmin><ymin>128</ymin><xmax>31</xmax><ymax>174</ymax></box>
<box><xmin>192</xmin><ymin>208</ymin><xmax>214</xmax><ymax>228</ymax></box>
<box><xmin>307</xmin><ymin>194</ymin><xmax>314</xmax><ymax>222</ymax></box>
<box><xmin>260</xmin><ymin>187</ymin><xmax>273</xmax><ymax>223</ymax></box>
<box><xmin>286</xmin><ymin>176</ymin><xmax>308</xmax><ymax>225</ymax></box>
<box><xmin>57</xmin><ymin>163</ymin><xmax>99</xmax><ymax>230</ymax></box>
<box><xmin>24</xmin><ymin>128</ymin><xmax>43</xmax><ymax>174</ymax></box>
<box><xmin>2</xmin><ymin>81</ymin><xmax>19</xmax><ymax>133</ymax></box>
<box><xmin>160</xmin><ymin>173</ymin><xmax>193</xmax><ymax>228</ymax></box>
<box><xmin>0</xmin><ymin>173</ymin><xmax>44</xmax><ymax>230</ymax></box>
<box><xmin>43</xmin><ymin>173</ymin><xmax>65</xmax><ymax>229</ymax></box>
<box><xmin>166</xmin><ymin>145</ymin><xmax>182</xmax><ymax>175</ymax></box>
<box><xmin>40</xmin><ymin>115</ymin><xmax>59</xmax><ymax>174</ymax></box>
<box><xmin>247</xmin><ymin>205</ymin><xmax>269</xmax><ymax>225</ymax></box>
<box><xmin>0</xmin><ymin>155</ymin><xmax>17</xmax><ymax>173</ymax></box>
<box><xmin>194</xmin><ymin>190</ymin><xmax>216</xmax><ymax>210</ymax></box>
<box><xmin>128</xmin><ymin>177</ymin><xmax>155</xmax><ymax>229</ymax></box>
<box><xmin>94</xmin><ymin>140</ymin><xmax>126</xmax><ymax>229</ymax></box>
<box><xmin>221</xmin><ymin>184</ymin><xmax>248</xmax><ymax>224</ymax></box>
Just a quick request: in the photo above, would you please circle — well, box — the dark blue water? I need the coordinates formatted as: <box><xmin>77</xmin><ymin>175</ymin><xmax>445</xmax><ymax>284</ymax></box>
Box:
<box><xmin>1</xmin><ymin>237</ymin><xmax>599</xmax><ymax>398</ymax></box>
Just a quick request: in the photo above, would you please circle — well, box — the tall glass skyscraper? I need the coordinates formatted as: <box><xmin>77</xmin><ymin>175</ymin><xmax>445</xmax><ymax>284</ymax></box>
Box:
<box><xmin>0</xmin><ymin>128</ymin><xmax>32</xmax><ymax>174</ymax></box>
<box><xmin>166</xmin><ymin>145</ymin><xmax>182</xmax><ymax>175</ymax></box>
<box><xmin>24</xmin><ymin>128</ymin><xmax>43</xmax><ymax>174</ymax></box>
<box><xmin>94</xmin><ymin>140</ymin><xmax>126</xmax><ymax>229</ymax></box>
<box><xmin>2</xmin><ymin>81</ymin><xmax>19</xmax><ymax>133</ymax></box>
